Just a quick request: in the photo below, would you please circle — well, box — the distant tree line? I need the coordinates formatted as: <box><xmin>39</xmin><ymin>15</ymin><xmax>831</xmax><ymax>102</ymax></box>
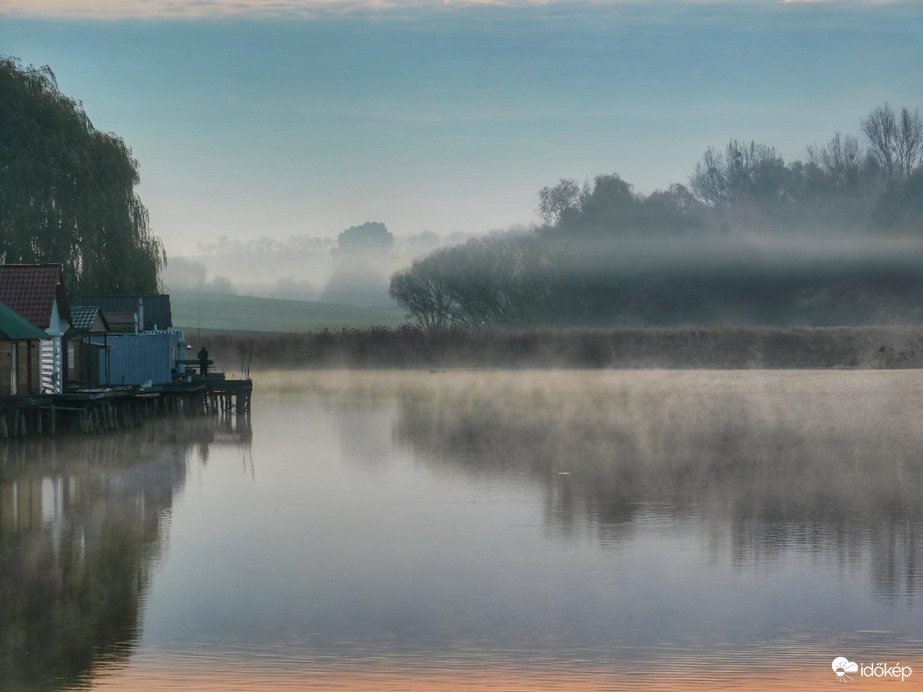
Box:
<box><xmin>0</xmin><ymin>56</ymin><xmax>164</xmax><ymax>295</ymax></box>
<box><xmin>391</xmin><ymin>103</ymin><xmax>923</xmax><ymax>328</ymax></box>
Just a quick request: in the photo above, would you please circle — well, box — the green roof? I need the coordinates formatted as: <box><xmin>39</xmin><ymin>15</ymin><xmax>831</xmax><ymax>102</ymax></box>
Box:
<box><xmin>70</xmin><ymin>305</ymin><xmax>104</xmax><ymax>331</ymax></box>
<box><xmin>0</xmin><ymin>300</ymin><xmax>48</xmax><ymax>340</ymax></box>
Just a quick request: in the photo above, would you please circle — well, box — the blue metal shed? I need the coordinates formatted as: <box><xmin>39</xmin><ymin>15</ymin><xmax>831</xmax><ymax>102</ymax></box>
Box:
<box><xmin>88</xmin><ymin>332</ymin><xmax>182</xmax><ymax>386</ymax></box>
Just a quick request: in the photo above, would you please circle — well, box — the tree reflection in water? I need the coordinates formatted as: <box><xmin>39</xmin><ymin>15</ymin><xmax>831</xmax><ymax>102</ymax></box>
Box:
<box><xmin>379</xmin><ymin>370</ymin><xmax>923</xmax><ymax>601</ymax></box>
<box><xmin>0</xmin><ymin>417</ymin><xmax>243</xmax><ymax>692</ymax></box>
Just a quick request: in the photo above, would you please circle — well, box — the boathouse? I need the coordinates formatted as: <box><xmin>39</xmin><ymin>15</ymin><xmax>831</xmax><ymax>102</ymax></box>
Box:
<box><xmin>0</xmin><ymin>265</ymin><xmax>71</xmax><ymax>393</ymax></box>
<box><xmin>66</xmin><ymin>305</ymin><xmax>110</xmax><ymax>388</ymax></box>
<box><xmin>0</xmin><ymin>301</ymin><xmax>47</xmax><ymax>396</ymax></box>
<box><xmin>71</xmin><ymin>295</ymin><xmax>184</xmax><ymax>386</ymax></box>
<box><xmin>0</xmin><ymin>283</ymin><xmax>250</xmax><ymax>440</ymax></box>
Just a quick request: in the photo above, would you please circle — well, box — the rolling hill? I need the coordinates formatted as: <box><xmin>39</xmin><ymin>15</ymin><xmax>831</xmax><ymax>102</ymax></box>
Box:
<box><xmin>170</xmin><ymin>289</ymin><xmax>407</xmax><ymax>334</ymax></box>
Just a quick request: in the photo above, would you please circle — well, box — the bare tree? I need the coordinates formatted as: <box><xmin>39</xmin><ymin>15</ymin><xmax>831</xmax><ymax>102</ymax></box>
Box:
<box><xmin>390</xmin><ymin>233</ymin><xmax>556</xmax><ymax>329</ymax></box>
<box><xmin>897</xmin><ymin>106</ymin><xmax>923</xmax><ymax>180</ymax></box>
<box><xmin>690</xmin><ymin>140</ymin><xmax>789</xmax><ymax>206</ymax></box>
<box><xmin>690</xmin><ymin>146</ymin><xmax>729</xmax><ymax>206</ymax></box>
<box><xmin>861</xmin><ymin>103</ymin><xmax>923</xmax><ymax>181</ymax></box>
<box><xmin>807</xmin><ymin>132</ymin><xmax>864</xmax><ymax>191</ymax></box>
<box><xmin>390</xmin><ymin>257</ymin><xmax>456</xmax><ymax>329</ymax></box>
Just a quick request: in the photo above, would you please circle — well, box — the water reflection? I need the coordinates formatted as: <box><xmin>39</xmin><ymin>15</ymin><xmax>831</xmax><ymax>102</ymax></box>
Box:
<box><xmin>308</xmin><ymin>369</ymin><xmax>923</xmax><ymax>601</ymax></box>
<box><xmin>0</xmin><ymin>417</ymin><xmax>239</xmax><ymax>692</ymax></box>
<box><xmin>165</xmin><ymin>369</ymin><xmax>920</xmax><ymax>689</ymax></box>
<box><xmin>9</xmin><ymin>370</ymin><xmax>923</xmax><ymax>690</ymax></box>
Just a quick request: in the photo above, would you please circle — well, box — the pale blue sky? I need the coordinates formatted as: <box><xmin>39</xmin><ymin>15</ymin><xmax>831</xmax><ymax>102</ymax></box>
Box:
<box><xmin>2</xmin><ymin>2</ymin><xmax>922</xmax><ymax>253</ymax></box>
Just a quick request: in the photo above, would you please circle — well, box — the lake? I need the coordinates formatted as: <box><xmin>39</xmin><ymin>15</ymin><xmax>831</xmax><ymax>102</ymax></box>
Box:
<box><xmin>2</xmin><ymin>370</ymin><xmax>922</xmax><ymax>690</ymax></box>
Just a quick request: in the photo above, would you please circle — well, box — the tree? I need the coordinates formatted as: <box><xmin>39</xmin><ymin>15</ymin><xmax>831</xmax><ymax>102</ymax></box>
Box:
<box><xmin>806</xmin><ymin>132</ymin><xmax>866</xmax><ymax>193</ymax></box>
<box><xmin>326</xmin><ymin>221</ymin><xmax>394</xmax><ymax>307</ymax></box>
<box><xmin>537</xmin><ymin>178</ymin><xmax>583</xmax><ymax>225</ymax></box>
<box><xmin>335</xmin><ymin>221</ymin><xmax>393</xmax><ymax>254</ymax></box>
<box><xmin>640</xmin><ymin>184</ymin><xmax>705</xmax><ymax>234</ymax></box>
<box><xmin>871</xmin><ymin>166</ymin><xmax>923</xmax><ymax>229</ymax></box>
<box><xmin>690</xmin><ymin>140</ymin><xmax>790</xmax><ymax>207</ymax></box>
<box><xmin>204</xmin><ymin>275</ymin><xmax>236</xmax><ymax>294</ymax></box>
<box><xmin>390</xmin><ymin>250</ymin><xmax>457</xmax><ymax>328</ymax></box>
<box><xmin>390</xmin><ymin>233</ymin><xmax>555</xmax><ymax>329</ymax></box>
<box><xmin>546</xmin><ymin>173</ymin><xmax>636</xmax><ymax>234</ymax></box>
<box><xmin>0</xmin><ymin>56</ymin><xmax>164</xmax><ymax>295</ymax></box>
<box><xmin>861</xmin><ymin>103</ymin><xmax>923</xmax><ymax>182</ymax></box>
<box><xmin>160</xmin><ymin>256</ymin><xmax>206</xmax><ymax>290</ymax></box>
<box><xmin>583</xmin><ymin>173</ymin><xmax>633</xmax><ymax>216</ymax></box>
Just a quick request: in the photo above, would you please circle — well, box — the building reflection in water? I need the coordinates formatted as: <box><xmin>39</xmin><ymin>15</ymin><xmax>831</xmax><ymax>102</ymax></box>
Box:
<box><xmin>0</xmin><ymin>415</ymin><xmax>250</xmax><ymax>692</ymax></box>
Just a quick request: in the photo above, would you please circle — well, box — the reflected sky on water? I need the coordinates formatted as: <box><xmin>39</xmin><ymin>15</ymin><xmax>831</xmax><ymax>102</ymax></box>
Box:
<box><xmin>3</xmin><ymin>370</ymin><xmax>923</xmax><ymax>690</ymax></box>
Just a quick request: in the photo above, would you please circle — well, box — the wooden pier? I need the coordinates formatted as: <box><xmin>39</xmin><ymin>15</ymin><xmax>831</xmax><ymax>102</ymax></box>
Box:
<box><xmin>0</xmin><ymin>378</ymin><xmax>252</xmax><ymax>439</ymax></box>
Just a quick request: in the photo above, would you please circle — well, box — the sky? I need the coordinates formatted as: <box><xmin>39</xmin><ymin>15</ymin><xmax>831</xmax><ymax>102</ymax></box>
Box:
<box><xmin>1</xmin><ymin>1</ymin><xmax>922</xmax><ymax>255</ymax></box>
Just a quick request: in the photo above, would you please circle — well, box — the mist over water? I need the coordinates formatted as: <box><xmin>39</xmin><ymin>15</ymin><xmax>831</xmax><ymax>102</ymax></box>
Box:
<box><xmin>4</xmin><ymin>371</ymin><xmax>923</xmax><ymax>689</ymax></box>
<box><xmin>300</xmin><ymin>369</ymin><xmax>923</xmax><ymax>599</ymax></box>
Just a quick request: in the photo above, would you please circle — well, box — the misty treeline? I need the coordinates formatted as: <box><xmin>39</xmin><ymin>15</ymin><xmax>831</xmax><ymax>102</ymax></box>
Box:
<box><xmin>0</xmin><ymin>57</ymin><xmax>164</xmax><ymax>295</ymax></box>
<box><xmin>168</xmin><ymin>224</ymin><xmax>454</xmax><ymax>305</ymax></box>
<box><xmin>168</xmin><ymin>222</ymin><xmax>403</xmax><ymax>304</ymax></box>
<box><xmin>391</xmin><ymin>103</ymin><xmax>923</xmax><ymax>328</ymax></box>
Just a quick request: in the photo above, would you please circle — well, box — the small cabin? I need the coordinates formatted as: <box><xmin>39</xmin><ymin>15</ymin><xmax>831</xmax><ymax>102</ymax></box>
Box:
<box><xmin>0</xmin><ymin>301</ymin><xmax>47</xmax><ymax>396</ymax></box>
<box><xmin>0</xmin><ymin>265</ymin><xmax>71</xmax><ymax>393</ymax></box>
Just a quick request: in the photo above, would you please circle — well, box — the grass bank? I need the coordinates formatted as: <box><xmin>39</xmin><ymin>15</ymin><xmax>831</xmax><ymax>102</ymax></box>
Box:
<box><xmin>170</xmin><ymin>289</ymin><xmax>406</xmax><ymax>333</ymax></box>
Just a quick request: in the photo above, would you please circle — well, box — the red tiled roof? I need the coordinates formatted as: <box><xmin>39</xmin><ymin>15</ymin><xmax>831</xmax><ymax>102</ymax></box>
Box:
<box><xmin>0</xmin><ymin>264</ymin><xmax>67</xmax><ymax>329</ymax></box>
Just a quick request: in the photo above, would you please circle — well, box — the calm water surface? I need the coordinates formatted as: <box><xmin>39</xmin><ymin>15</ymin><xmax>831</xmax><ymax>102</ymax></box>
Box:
<box><xmin>2</xmin><ymin>370</ymin><xmax>923</xmax><ymax>690</ymax></box>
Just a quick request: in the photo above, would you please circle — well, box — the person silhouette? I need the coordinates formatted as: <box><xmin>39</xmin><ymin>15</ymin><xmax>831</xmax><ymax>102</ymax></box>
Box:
<box><xmin>197</xmin><ymin>346</ymin><xmax>209</xmax><ymax>377</ymax></box>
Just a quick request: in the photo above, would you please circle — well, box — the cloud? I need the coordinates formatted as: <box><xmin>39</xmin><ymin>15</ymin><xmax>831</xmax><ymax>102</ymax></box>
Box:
<box><xmin>0</xmin><ymin>0</ymin><xmax>557</xmax><ymax>20</ymax></box>
<box><xmin>0</xmin><ymin>0</ymin><xmax>835</xmax><ymax>21</ymax></box>
<box><xmin>1</xmin><ymin>0</ymin><xmax>908</xmax><ymax>20</ymax></box>
<box><xmin>9</xmin><ymin>0</ymin><xmax>917</xmax><ymax>20</ymax></box>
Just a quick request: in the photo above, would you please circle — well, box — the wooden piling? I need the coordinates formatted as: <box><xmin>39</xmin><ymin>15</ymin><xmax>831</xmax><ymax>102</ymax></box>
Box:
<box><xmin>0</xmin><ymin>377</ymin><xmax>252</xmax><ymax>440</ymax></box>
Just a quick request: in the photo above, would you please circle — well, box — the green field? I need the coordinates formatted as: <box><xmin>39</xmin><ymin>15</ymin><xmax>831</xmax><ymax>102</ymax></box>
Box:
<box><xmin>170</xmin><ymin>289</ymin><xmax>407</xmax><ymax>334</ymax></box>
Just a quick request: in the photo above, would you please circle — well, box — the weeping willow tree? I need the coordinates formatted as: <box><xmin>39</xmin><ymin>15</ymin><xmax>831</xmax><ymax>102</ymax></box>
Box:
<box><xmin>0</xmin><ymin>56</ymin><xmax>164</xmax><ymax>295</ymax></box>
